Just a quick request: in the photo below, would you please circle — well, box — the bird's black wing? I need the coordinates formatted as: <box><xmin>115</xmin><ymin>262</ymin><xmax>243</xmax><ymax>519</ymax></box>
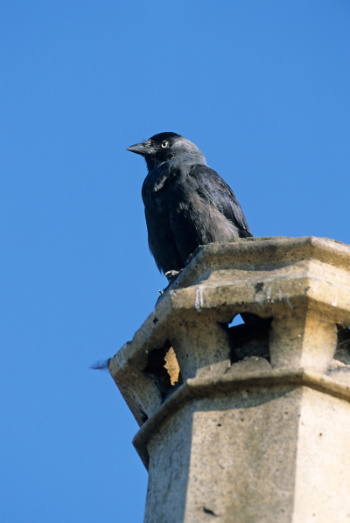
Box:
<box><xmin>188</xmin><ymin>164</ymin><xmax>252</xmax><ymax>237</ymax></box>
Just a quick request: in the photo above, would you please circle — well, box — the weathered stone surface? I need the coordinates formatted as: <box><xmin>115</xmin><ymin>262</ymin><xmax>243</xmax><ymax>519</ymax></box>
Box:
<box><xmin>109</xmin><ymin>237</ymin><xmax>350</xmax><ymax>522</ymax></box>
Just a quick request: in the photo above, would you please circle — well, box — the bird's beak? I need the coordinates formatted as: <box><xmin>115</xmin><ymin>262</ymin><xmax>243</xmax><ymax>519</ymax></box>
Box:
<box><xmin>126</xmin><ymin>139</ymin><xmax>153</xmax><ymax>156</ymax></box>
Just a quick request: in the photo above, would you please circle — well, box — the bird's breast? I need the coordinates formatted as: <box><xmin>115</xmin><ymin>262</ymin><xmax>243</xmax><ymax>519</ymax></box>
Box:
<box><xmin>142</xmin><ymin>164</ymin><xmax>180</xmax><ymax>202</ymax></box>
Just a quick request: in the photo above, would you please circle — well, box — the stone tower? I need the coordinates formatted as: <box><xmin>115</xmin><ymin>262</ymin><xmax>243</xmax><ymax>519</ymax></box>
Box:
<box><xmin>109</xmin><ymin>237</ymin><xmax>350</xmax><ymax>522</ymax></box>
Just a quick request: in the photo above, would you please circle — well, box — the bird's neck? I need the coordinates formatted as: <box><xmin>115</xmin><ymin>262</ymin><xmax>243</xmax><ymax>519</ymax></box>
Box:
<box><xmin>145</xmin><ymin>152</ymin><xmax>207</xmax><ymax>172</ymax></box>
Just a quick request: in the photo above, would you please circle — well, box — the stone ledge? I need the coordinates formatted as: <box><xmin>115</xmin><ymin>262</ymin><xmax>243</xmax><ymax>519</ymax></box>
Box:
<box><xmin>165</xmin><ymin>236</ymin><xmax>350</xmax><ymax>289</ymax></box>
<box><xmin>133</xmin><ymin>367</ymin><xmax>350</xmax><ymax>469</ymax></box>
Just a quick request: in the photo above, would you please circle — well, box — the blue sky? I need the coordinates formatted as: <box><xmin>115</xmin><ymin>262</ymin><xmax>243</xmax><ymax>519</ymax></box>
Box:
<box><xmin>1</xmin><ymin>1</ymin><xmax>350</xmax><ymax>521</ymax></box>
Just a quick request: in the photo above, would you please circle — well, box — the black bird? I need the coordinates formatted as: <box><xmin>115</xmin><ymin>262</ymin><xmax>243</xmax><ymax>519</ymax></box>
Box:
<box><xmin>127</xmin><ymin>132</ymin><xmax>252</xmax><ymax>280</ymax></box>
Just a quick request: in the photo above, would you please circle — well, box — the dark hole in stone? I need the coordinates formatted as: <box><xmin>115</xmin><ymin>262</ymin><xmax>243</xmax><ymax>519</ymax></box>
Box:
<box><xmin>203</xmin><ymin>507</ymin><xmax>218</xmax><ymax>517</ymax></box>
<box><xmin>334</xmin><ymin>325</ymin><xmax>350</xmax><ymax>366</ymax></box>
<box><xmin>226</xmin><ymin>316</ymin><xmax>272</xmax><ymax>364</ymax></box>
<box><xmin>143</xmin><ymin>341</ymin><xmax>182</xmax><ymax>401</ymax></box>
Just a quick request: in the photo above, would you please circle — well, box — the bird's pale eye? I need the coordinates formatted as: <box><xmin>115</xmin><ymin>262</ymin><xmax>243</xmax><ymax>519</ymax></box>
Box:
<box><xmin>161</xmin><ymin>141</ymin><xmax>169</xmax><ymax>148</ymax></box>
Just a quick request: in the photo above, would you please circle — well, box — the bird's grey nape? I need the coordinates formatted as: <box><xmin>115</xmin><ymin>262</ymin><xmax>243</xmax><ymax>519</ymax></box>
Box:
<box><xmin>170</xmin><ymin>137</ymin><xmax>207</xmax><ymax>165</ymax></box>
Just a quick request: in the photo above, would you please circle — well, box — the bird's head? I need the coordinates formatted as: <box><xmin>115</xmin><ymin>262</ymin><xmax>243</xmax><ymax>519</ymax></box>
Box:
<box><xmin>127</xmin><ymin>132</ymin><xmax>206</xmax><ymax>170</ymax></box>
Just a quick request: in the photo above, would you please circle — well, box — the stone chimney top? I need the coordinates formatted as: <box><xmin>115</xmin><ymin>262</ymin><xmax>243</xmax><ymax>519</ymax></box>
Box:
<box><xmin>109</xmin><ymin>237</ymin><xmax>350</xmax><ymax>522</ymax></box>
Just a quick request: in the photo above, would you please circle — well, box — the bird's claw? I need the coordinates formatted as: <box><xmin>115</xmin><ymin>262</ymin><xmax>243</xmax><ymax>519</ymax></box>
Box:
<box><xmin>165</xmin><ymin>269</ymin><xmax>182</xmax><ymax>282</ymax></box>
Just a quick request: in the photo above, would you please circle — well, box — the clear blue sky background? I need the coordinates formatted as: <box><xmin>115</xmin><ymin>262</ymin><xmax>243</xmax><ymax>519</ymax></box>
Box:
<box><xmin>1</xmin><ymin>1</ymin><xmax>350</xmax><ymax>522</ymax></box>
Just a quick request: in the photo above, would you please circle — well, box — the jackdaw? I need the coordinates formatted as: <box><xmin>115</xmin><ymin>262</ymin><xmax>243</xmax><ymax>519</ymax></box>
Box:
<box><xmin>127</xmin><ymin>132</ymin><xmax>252</xmax><ymax>280</ymax></box>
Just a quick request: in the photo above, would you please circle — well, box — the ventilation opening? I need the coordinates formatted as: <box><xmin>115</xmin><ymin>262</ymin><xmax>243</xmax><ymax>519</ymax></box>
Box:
<box><xmin>143</xmin><ymin>342</ymin><xmax>182</xmax><ymax>401</ymax></box>
<box><xmin>334</xmin><ymin>325</ymin><xmax>350</xmax><ymax>365</ymax></box>
<box><xmin>227</xmin><ymin>314</ymin><xmax>272</xmax><ymax>365</ymax></box>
